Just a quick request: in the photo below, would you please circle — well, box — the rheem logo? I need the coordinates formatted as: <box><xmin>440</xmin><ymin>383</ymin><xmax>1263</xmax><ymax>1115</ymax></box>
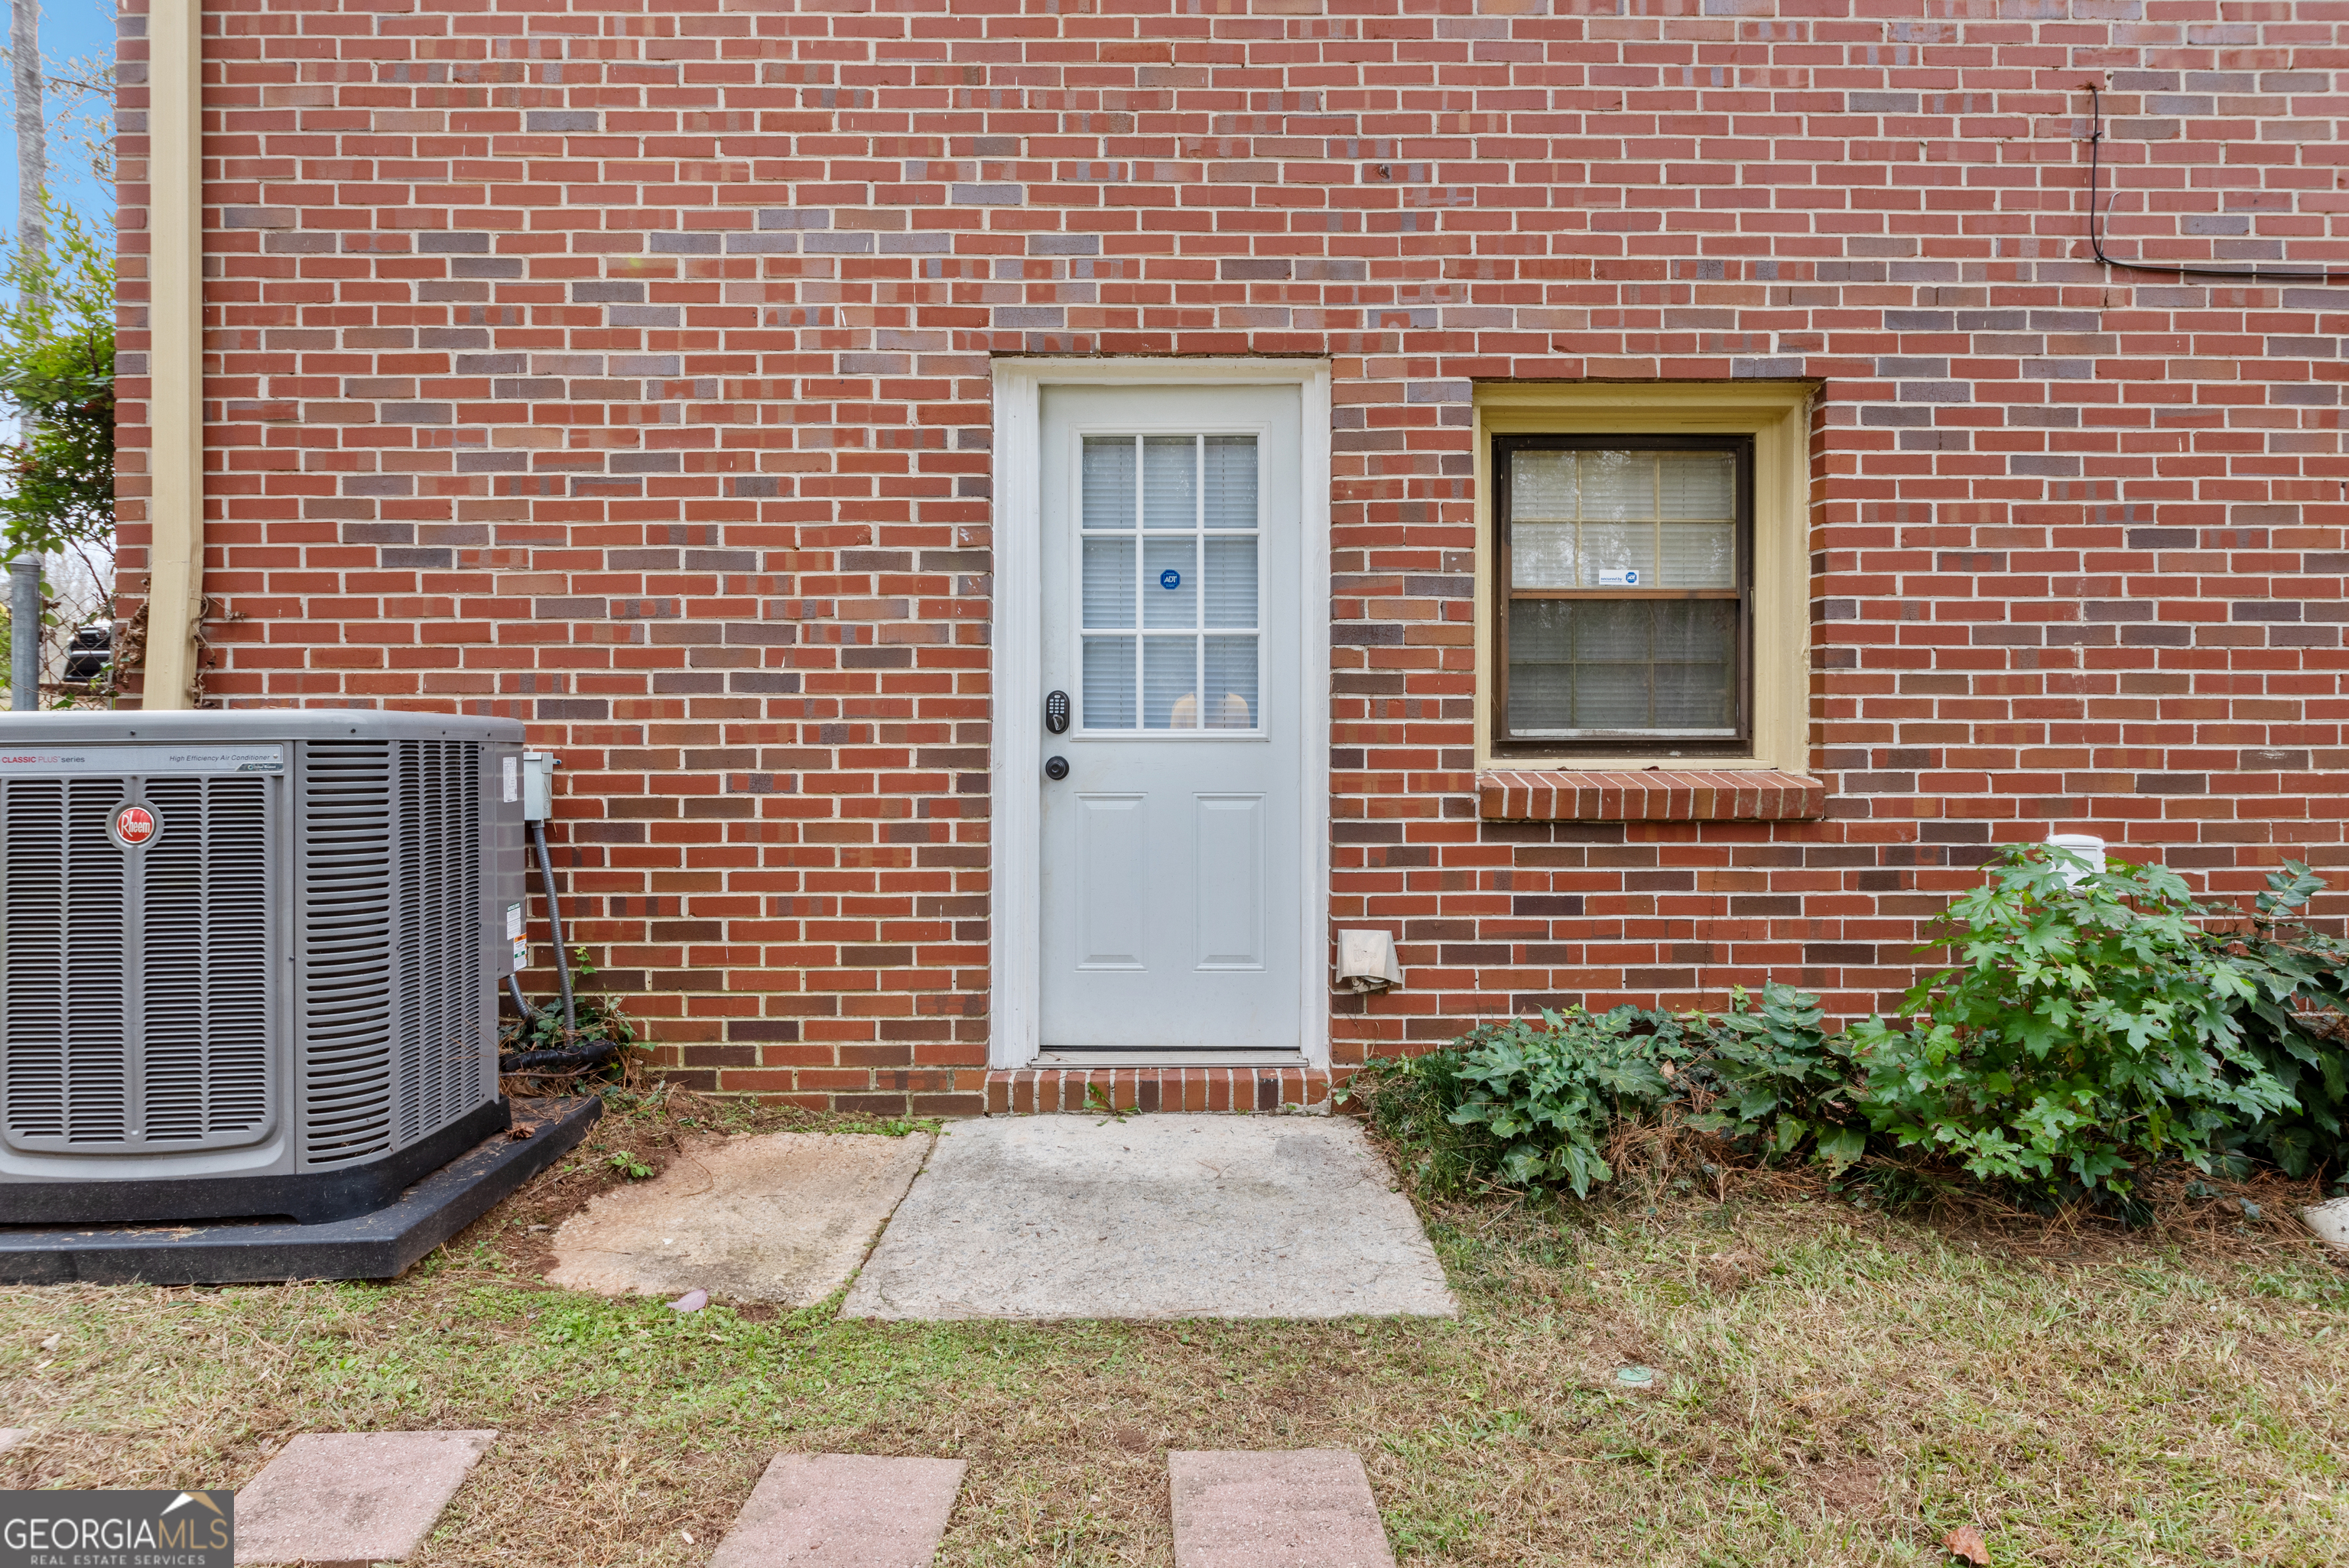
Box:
<box><xmin>112</xmin><ymin>803</ymin><xmax>159</xmax><ymax>847</ymax></box>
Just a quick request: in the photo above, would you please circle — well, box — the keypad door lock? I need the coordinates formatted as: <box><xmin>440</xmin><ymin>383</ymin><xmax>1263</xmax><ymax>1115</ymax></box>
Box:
<box><xmin>1045</xmin><ymin>690</ymin><xmax>1071</xmax><ymax>735</ymax></box>
<box><xmin>1044</xmin><ymin>755</ymin><xmax>1070</xmax><ymax>781</ymax></box>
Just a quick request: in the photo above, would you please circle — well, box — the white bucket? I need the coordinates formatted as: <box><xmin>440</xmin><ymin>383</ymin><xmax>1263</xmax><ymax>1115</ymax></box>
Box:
<box><xmin>2046</xmin><ymin>833</ymin><xmax>2106</xmax><ymax>888</ymax></box>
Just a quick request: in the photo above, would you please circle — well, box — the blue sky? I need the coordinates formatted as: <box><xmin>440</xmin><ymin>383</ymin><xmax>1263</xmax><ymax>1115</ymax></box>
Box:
<box><xmin>0</xmin><ymin>1</ymin><xmax>119</xmax><ymax>235</ymax></box>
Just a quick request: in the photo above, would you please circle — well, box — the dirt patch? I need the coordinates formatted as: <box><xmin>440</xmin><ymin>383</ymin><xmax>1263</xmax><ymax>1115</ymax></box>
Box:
<box><xmin>1697</xmin><ymin>1248</ymin><xmax>1768</xmax><ymax>1294</ymax></box>
<box><xmin>1807</xmin><ymin>1459</ymin><xmax>1886</xmax><ymax>1519</ymax></box>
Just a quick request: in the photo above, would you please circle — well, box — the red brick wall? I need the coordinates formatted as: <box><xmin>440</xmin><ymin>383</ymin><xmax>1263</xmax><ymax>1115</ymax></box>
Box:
<box><xmin>114</xmin><ymin>0</ymin><xmax>2349</xmax><ymax>1110</ymax></box>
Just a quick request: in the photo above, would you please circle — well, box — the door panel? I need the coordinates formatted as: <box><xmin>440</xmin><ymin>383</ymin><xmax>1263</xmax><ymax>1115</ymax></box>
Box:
<box><xmin>1192</xmin><ymin>795</ymin><xmax>1265</xmax><ymax>969</ymax></box>
<box><xmin>1038</xmin><ymin>385</ymin><xmax>1302</xmax><ymax>1051</ymax></box>
<box><xmin>1074</xmin><ymin>794</ymin><xmax>1146</xmax><ymax>969</ymax></box>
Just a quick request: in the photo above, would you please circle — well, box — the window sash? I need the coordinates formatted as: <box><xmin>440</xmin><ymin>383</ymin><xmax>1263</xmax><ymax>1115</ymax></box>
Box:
<box><xmin>1493</xmin><ymin>434</ymin><xmax>1754</xmax><ymax>755</ymax></box>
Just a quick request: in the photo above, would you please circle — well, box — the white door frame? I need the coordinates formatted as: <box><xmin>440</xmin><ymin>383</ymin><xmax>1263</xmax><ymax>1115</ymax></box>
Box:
<box><xmin>990</xmin><ymin>358</ymin><xmax>1333</xmax><ymax>1070</ymax></box>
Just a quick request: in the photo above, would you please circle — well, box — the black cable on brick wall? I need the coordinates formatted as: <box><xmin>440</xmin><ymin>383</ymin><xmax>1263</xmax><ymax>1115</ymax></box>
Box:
<box><xmin>2087</xmin><ymin>84</ymin><xmax>2349</xmax><ymax>287</ymax></box>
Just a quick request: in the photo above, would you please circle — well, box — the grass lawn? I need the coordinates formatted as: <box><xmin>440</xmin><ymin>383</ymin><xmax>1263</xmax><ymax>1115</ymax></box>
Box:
<box><xmin>2</xmin><ymin>1093</ymin><xmax>2346</xmax><ymax>1566</ymax></box>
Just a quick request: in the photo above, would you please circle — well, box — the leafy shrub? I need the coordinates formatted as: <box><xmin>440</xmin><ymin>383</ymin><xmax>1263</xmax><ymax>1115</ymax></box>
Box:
<box><xmin>1350</xmin><ymin>852</ymin><xmax>2349</xmax><ymax>1203</ymax></box>
<box><xmin>499</xmin><ymin>945</ymin><xmax>643</xmax><ymax>1089</ymax></box>
<box><xmin>1687</xmin><ymin>984</ymin><xmax>1867</xmax><ymax>1172</ymax></box>
<box><xmin>1850</xmin><ymin>848</ymin><xmax>2348</xmax><ymax>1195</ymax></box>
<box><xmin>1348</xmin><ymin>986</ymin><xmax>1861</xmax><ymax>1199</ymax></box>
<box><xmin>500</xmin><ymin>985</ymin><xmax>638</xmax><ymax>1064</ymax></box>
<box><xmin>1443</xmin><ymin>1005</ymin><xmax>1701</xmax><ymax>1196</ymax></box>
<box><xmin>2210</xmin><ymin>863</ymin><xmax>2349</xmax><ymax>1180</ymax></box>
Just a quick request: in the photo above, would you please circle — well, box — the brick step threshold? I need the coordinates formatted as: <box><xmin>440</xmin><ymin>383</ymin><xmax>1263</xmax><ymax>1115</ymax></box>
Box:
<box><xmin>989</xmin><ymin>1063</ymin><xmax>1333</xmax><ymax>1115</ymax></box>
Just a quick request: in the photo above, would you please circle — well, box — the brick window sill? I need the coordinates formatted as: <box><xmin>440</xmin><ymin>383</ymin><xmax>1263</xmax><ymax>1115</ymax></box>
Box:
<box><xmin>1477</xmin><ymin>768</ymin><xmax>1825</xmax><ymax>823</ymax></box>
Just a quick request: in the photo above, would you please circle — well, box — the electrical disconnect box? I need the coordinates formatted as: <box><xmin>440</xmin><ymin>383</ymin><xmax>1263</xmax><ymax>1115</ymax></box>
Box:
<box><xmin>521</xmin><ymin>750</ymin><xmax>557</xmax><ymax>823</ymax></box>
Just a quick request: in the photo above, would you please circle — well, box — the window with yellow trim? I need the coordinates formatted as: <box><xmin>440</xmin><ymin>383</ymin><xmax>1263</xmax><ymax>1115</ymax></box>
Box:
<box><xmin>1473</xmin><ymin>382</ymin><xmax>1812</xmax><ymax>778</ymax></box>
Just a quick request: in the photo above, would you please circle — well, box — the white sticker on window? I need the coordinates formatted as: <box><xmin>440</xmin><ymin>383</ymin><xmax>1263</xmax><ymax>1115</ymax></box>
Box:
<box><xmin>1597</xmin><ymin>568</ymin><xmax>1640</xmax><ymax>587</ymax></box>
<box><xmin>502</xmin><ymin>755</ymin><xmax>520</xmax><ymax>802</ymax></box>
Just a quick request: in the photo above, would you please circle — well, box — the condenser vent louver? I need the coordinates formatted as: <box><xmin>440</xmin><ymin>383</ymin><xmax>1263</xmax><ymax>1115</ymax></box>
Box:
<box><xmin>0</xmin><ymin>711</ymin><xmax>524</xmax><ymax>1226</ymax></box>
<box><xmin>299</xmin><ymin>739</ymin><xmax>398</xmax><ymax>1168</ymax></box>
<box><xmin>2</xmin><ymin>774</ymin><xmax>273</xmax><ymax>1152</ymax></box>
<box><xmin>398</xmin><ymin>740</ymin><xmax>486</xmax><ymax>1148</ymax></box>
<box><xmin>297</xmin><ymin>739</ymin><xmax>488</xmax><ymax>1168</ymax></box>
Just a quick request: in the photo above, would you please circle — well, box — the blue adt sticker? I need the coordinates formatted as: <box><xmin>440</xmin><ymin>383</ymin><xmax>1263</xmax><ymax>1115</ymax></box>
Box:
<box><xmin>1160</xmin><ymin>569</ymin><xmax>1181</xmax><ymax>589</ymax></box>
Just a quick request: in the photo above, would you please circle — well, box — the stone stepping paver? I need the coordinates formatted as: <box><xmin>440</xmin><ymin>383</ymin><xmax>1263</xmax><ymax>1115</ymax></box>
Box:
<box><xmin>843</xmin><ymin>1115</ymin><xmax>1457</xmax><ymax>1320</ymax></box>
<box><xmin>710</xmin><ymin>1453</ymin><xmax>967</xmax><ymax>1568</ymax></box>
<box><xmin>551</xmin><ymin>1131</ymin><xmax>932</xmax><ymax>1306</ymax></box>
<box><xmin>234</xmin><ymin>1430</ymin><xmax>495</xmax><ymax>1566</ymax></box>
<box><xmin>1170</xmin><ymin>1450</ymin><xmax>1395</xmax><ymax>1568</ymax></box>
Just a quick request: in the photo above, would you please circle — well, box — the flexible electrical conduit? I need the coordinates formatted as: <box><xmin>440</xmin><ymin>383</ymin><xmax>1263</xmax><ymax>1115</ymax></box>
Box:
<box><xmin>2087</xmin><ymin>85</ymin><xmax>2349</xmax><ymax>286</ymax></box>
<box><xmin>500</xmin><ymin>816</ymin><xmax>597</xmax><ymax>1074</ymax></box>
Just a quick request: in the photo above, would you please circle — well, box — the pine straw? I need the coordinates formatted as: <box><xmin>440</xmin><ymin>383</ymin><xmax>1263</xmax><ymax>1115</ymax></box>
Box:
<box><xmin>1</xmin><ymin>1107</ymin><xmax>2344</xmax><ymax>1566</ymax></box>
<box><xmin>1377</xmin><ymin>1103</ymin><xmax>2340</xmax><ymax>1269</ymax></box>
<box><xmin>495</xmin><ymin>1033</ymin><xmax>661</xmax><ymax>1103</ymax></box>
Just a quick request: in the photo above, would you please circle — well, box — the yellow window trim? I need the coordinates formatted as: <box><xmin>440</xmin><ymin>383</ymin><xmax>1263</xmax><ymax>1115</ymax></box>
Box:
<box><xmin>1472</xmin><ymin>381</ymin><xmax>1818</xmax><ymax>775</ymax></box>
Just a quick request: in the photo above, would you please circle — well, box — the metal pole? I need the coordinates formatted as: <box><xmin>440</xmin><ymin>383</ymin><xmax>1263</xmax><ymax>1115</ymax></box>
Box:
<box><xmin>8</xmin><ymin>552</ymin><xmax>38</xmax><ymax>711</ymax></box>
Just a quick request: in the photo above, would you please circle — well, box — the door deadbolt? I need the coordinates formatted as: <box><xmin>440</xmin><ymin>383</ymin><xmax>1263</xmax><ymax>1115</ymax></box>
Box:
<box><xmin>1044</xmin><ymin>755</ymin><xmax>1070</xmax><ymax>781</ymax></box>
<box><xmin>1045</xmin><ymin>690</ymin><xmax>1071</xmax><ymax>735</ymax></box>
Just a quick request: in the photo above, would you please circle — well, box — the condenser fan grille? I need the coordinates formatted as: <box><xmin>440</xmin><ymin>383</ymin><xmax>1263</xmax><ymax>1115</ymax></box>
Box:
<box><xmin>0</xmin><ymin>775</ymin><xmax>274</xmax><ymax>1151</ymax></box>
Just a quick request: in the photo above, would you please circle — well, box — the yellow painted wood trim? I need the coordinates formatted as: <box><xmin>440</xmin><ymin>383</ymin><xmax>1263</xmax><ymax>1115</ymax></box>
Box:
<box><xmin>141</xmin><ymin>0</ymin><xmax>203</xmax><ymax>709</ymax></box>
<box><xmin>1470</xmin><ymin>381</ymin><xmax>1818</xmax><ymax>775</ymax></box>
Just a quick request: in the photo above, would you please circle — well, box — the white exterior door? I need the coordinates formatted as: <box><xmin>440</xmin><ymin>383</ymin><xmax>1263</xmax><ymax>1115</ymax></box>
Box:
<box><xmin>1036</xmin><ymin>384</ymin><xmax>1304</xmax><ymax>1051</ymax></box>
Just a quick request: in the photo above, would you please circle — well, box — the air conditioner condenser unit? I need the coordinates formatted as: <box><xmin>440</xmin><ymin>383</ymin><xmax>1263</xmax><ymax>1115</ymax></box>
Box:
<box><xmin>0</xmin><ymin>710</ymin><xmax>527</xmax><ymax>1226</ymax></box>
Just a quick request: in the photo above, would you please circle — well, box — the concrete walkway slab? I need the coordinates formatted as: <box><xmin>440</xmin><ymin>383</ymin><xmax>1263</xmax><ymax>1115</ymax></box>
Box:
<box><xmin>1170</xmin><ymin>1450</ymin><xmax>1395</xmax><ymax>1568</ymax></box>
<box><xmin>841</xmin><ymin>1115</ymin><xmax>1457</xmax><ymax>1320</ymax></box>
<box><xmin>709</xmin><ymin>1453</ymin><xmax>966</xmax><ymax>1568</ymax></box>
<box><xmin>549</xmin><ymin>1131</ymin><xmax>931</xmax><ymax>1306</ymax></box>
<box><xmin>234</xmin><ymin>1430</ymin><xmax>495</xmax><ymax>1566</ymax></box>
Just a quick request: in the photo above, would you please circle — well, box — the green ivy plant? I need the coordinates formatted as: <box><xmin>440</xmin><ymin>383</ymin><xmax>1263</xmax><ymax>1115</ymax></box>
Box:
<box><xmin>1443</xmin><ymin>1006</ymin><xmax>1702</xmax><ymax>1197</ymax></box>
<box><xmin>1349</xmin><ymin>991</ymin><xmax>1866</xmax><ymax>1200</ymax></box>
<box><xmin>1847</xmin><ymin>846</ymin><xmax>2301</xmax><ymax>1194</ymax></box>
<box><xmin>2210</xmin><ymin>862</ymin><xmax>2349</xmax><ymax>1179</ymax></box>
<box><xmin>1688</xmin><ymin>983</ymin><xmax>1867</xmax><ymax>1173</ymax></box>
<box><xmin>499</xmin><ymin>945</ymin><xmax>641</xmax><ymax>1076</ymax></box>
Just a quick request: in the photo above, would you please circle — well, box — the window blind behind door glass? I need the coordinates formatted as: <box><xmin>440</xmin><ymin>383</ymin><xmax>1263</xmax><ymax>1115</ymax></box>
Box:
<box><xmin>1080</xmin><ymin>433</ymin><xmax>1261</xmax><ymax>731</ymax></box>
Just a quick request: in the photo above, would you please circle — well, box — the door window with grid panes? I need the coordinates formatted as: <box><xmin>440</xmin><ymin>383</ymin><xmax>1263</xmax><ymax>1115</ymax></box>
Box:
<box><xmin>1078</xmin><ymin>433</ymin><xmax>1261</xmax><ymax>733</ymax></box>
<box><xmin>1494</xmin><ymin>435</ymin><xmax>1752</xmax><ymax>755</ymax></box>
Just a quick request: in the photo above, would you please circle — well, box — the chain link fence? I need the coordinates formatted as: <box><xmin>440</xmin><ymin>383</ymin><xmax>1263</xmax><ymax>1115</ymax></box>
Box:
<box><xmin>0</xmin><ymin>534</ymin><xmax>117</xmax><ymax>709</ymax></box>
